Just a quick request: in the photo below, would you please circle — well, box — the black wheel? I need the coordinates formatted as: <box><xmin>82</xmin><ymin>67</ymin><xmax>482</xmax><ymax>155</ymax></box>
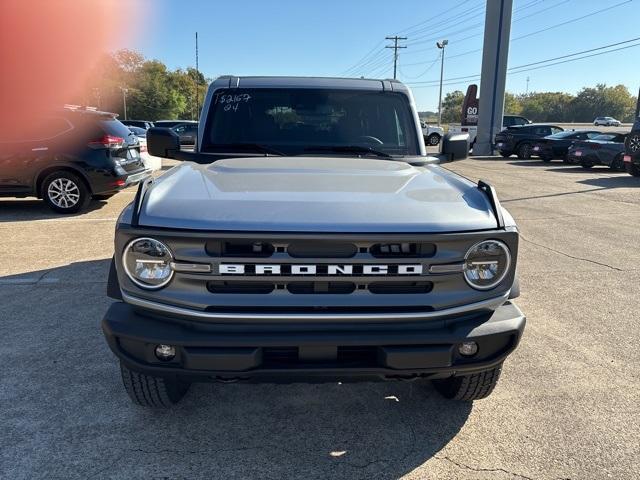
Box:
<box><xmin>516</xmin><ymin>143</ymin><xmax>532</xmax><ymax>160</ymax></box>
<box><xmin>427</xmin><ymin>133</ymin><xmax>441</xmax><ymax>146</ymax></box>
<box><xmin>625</xmin><ymin>132</ymin><xmax>640</xmax><ymax>156</ymax></box>
<box><xmin>499</xmin><ymin>151</ymin><xmax>511</xmax><ymax>158</ymax></box>
<box><xmin>625</xmin><ymin>162</ymin><xmax>640</xmax><ymax>177</ymax></box>
<box><xmin>120</xmin><ymin>363</ymin><xmax>190</xmax><ymax>408</ymax></box>
<box><xmin>433</xmin><ymin>364</ymin><xmax>502</xmax><ymax>401</ymax></box>
<box><xmin>92</xmin><ymin>193</ymin><xmax>116</xmax><ymax>201</ymax></box>
<box><xmin>580</xmin><ymin>159</ymin><xmax>593</xmax><ymax>170</ymax></box>
<box><xmin>41</xmin><ymin>171</ymin><xmax>90</xmax><ymax>213</ymax></box>
<box><xmin>610</xmin><ymin>154</ymin><xmax>624</xmax><ymax>171</ymax></box>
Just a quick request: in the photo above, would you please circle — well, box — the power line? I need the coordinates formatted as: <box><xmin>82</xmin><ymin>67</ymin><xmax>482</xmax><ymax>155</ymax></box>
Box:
<box><xmin>398</xmin><ymin>56</ymin><xmax>440</xmax><ymax>79</ymax></box>
<box><xmin>340</xmin><ymin>40</ymin><xmax>385</xmax><ymax>75</ymax></box>
<box><xmin>404</xmin><ymin>0</ymin><xmax>634</xmax><ymax>65</ymax></box>
<box><xmin>406</xmin><ymin>38</ymin><xmax>640</xmax><ymax>88</ymax></box>
<box><xmin>392</xmin><ymin>0</ymin><xmax>478</xmax><ymax>36</ymax></box>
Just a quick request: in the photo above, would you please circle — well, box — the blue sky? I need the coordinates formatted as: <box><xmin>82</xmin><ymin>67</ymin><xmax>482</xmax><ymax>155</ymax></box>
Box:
<box><xmin>122</xmin><ymin>0</ymin><xmax>640</xmax><ymax>111</ymax></box>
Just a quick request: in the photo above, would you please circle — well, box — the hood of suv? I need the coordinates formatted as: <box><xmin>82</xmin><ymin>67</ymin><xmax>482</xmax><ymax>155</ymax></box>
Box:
<box><xmin>136</xmin><ymin>157</ymin><xmax>497</xmax><ymax>232</ymax></box>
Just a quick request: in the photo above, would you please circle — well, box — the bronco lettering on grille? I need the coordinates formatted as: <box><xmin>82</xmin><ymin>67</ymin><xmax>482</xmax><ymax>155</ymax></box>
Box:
<box><xmin>218</xmin><ymin>264</ymin><xmax>423</xmax><ymax>275</ymax></box>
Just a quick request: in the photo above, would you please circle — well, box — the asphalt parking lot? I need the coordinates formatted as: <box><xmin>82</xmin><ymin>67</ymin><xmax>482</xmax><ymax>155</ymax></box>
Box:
<box><xmin>2</xmin><ymin>156</ymin><xmax>639</xmax><ymax>479</ymax></box>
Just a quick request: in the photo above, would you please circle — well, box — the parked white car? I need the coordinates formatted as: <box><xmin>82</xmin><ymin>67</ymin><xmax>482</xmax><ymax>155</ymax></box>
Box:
<box><xmin>594</xmin><ymin>116</ymin><xmax>621</xmax><ymax>127</ymax></box>
<box><xmin>421</xmin><ymin>121</ymin><xmax>444</xmax><ymax>146</ymax></box>
<box><xmin>129</xmin><ymin>127</ymin><xmax>162</xmax><ymax>172</ymax></box>
<box><xmin>448</xmin><ymin>115</ymin><xmax>531</xmax><ymax>146</ymax></box>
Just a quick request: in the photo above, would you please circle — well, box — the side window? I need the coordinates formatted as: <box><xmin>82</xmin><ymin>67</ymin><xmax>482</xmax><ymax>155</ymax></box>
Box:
<box><xmin>586</xmin><ymin>132</ymin><xmax>600</xmax><ymax>139</ymax></box>
<box><xmin>550</xmin><ymin>127</ymin><xmax>562</xmax><ymax>135</ymax></box>
<box><xmin>533</xmin><ymin>127</ymin><xmax>549</xmax><ymax>136</ymax></box>
<box><xmin>514</xmin><ymin>117</ymin><xmax>528</xmax><ymax>126</ymax></box>
<box><xmin>503</xmin><ymin>116</ymin><xmax>513</xmax><ymax>127</ymax></box>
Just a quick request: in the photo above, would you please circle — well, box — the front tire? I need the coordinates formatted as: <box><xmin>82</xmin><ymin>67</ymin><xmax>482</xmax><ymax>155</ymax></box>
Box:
<box><xmin>120</xmin><ymin>363</ymin><xmax>190</xmax><ymax>408</ymax></box>
<box><xmin>517</xmin><ymin>143</ymin><xmax>532</xmax><ymax>160</ymax></box>
<box><xmin>580</xmin><ymin>159</ymin><xmax>593</xmax><ymax>169</ymax></box>
<box><xmin>41</xmin><ymin>171</ymin><xmax>90</xmax><ymax>213</ymax></box>
<box><xmin>610</xmin><ymin>154</ymin><xmax>625</xmax><ymax>171</ymax></box>
<box><xmin>427</xmin><ymin>133</ymin><xmax>441</xmax><ymax>146</ymax></box>
<box><xmin>433</xmin><ymin>364</ymin><xmax>502</xmax><ymax>401</ymax></box>
<box><xmin>625</xmin><ymin>162</ymin><xmax>640</xmax><ymax>177</ymax></box>
<box><xmin>499</xmin><ymin>151</ymin><xmax>511</xmax><ymax>158</ymax></box>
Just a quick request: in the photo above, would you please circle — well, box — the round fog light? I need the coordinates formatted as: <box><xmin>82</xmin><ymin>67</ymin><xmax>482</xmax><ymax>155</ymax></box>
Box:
<box><xmin>155</xmin><ymin>344</ymin><xmax>176</xmax><ymax>361</ymax></box>
<box><xmin>458</xmin><ymin>341</ymin><xmax>478</xmax><ymax>357</ymax></box>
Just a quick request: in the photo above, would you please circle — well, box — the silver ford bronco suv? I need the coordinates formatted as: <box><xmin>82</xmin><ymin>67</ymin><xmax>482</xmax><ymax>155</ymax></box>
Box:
<box><xmin>102</xmin><ymin>76</ymin><xmax>525</xmax><ymax>407</ymax></box>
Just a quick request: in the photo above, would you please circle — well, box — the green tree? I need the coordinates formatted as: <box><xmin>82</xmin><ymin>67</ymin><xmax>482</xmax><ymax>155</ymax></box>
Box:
<box><xmin>126</xmin><ymin>60</ymin><xmax>186</xmax><ymax>120</ymax></box>
<box><xmin>504</xmin><ymin>92</ymin><xmax>522</xmax><ymax>115</ymax></box>
<box><xmin>518</xmin><ymin>92</ymin><xmax>573</xmax><ymax>122</ymax></box>
<box><xmin>570</xmin><ymin>84</ymin><xmax>636</xmax><ymax>122</ymax></box>
<box><xmin>170</xmin><ymin>68</ymin><xmax>209</xmax><ymax>120</ymax></box>
<box><xmin>441</xmin><ymin>90</ymin><xmax>464</xmax><ymax>123</ymax></box>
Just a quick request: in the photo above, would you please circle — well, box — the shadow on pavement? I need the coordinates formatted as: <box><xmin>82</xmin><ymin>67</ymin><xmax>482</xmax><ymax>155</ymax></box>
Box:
<box><xmin>1</xmin><ymin>259</ymin><xmax>472</xmax><ymax>479</ymax></box>
<box><xmin>0</xmin><ymin>197</ymin><xmax>110</xmax><ymax>223</ymax></box>
<box><xmin>577</xmin><ymin>176</ymin><xmax>640</xmax><ymax>189</ymax></box>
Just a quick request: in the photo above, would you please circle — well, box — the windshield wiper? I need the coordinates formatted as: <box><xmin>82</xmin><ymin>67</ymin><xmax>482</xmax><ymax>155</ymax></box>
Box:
<box><xmin>302</xmin><ymin>145</ymin><xmax>393</xmax><ymax>159</ymax></box>
<box><xmin>217</xmin><ymin>143</ymin><xmax>285</xmax><ymax>156</ymax></box>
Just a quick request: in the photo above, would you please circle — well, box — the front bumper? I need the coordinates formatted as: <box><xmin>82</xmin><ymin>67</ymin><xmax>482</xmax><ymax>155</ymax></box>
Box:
<box><xmin>102</xmin><ymin>301</ymin><xmax>526</xmax><ymax>382</ymax></box>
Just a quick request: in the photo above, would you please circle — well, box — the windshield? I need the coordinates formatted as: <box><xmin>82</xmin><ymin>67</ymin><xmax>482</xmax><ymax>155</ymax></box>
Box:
<box><xmin>201</xmin><ymin>88</ymin><xmax>419</xmax><ymax>156</ymax></box>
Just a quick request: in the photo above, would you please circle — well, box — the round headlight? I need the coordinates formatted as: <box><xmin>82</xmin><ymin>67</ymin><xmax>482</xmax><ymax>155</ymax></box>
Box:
<box><xmin>463</xmin><ymin>240</ymin><xmax>511</xmax><ymax>290</ymax></box>
<box><xmin>122</xmin><ymin>238</ymin><xmax>174</xmax><ymax>289</ymax></box>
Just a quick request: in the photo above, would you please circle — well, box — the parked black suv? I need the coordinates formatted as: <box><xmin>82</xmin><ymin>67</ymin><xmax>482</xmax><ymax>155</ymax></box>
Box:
<box><xmin>624</xmin><ymin>117</ymin><xmax>640</xmax><ymax>176</ymax></box>
<box><xmin>0</xmin><ymin>106</ymin><xmax>150</xmax><ymax>213</ymax></box>
<box><xmin>495</xmin><ymin>124</ymin><xmax>564</xmax><ymax>159</ymax></box>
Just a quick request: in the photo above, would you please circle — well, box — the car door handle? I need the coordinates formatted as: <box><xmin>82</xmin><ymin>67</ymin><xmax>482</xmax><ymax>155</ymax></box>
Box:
<box><xmin>31</xmin><ymin>147</ymin><xmax>48</xmax><ymax>151</ymax></box>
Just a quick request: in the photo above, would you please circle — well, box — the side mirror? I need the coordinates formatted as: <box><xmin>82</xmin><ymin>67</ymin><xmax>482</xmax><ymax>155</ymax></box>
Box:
<box><xmin>441</xmin><ymin>133</ymin><xmax>470</xmax><ymax>161</ymax></box>
<box><xmin>147</xmin><ymin>127</ymin><xmax>181</xmax><ymax>158</ymax></box>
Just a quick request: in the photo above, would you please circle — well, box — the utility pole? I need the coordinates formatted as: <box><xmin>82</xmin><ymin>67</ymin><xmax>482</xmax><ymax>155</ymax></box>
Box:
<box><xmin>385</xmin><ymin>36</ymin><xmax>407</xmax><ymax>80</ymax></box>
<box><xmin>195</xmin><ymin>32</ymin><xmax>200</xmax><ymax>120</ymax></box>
<box><xmin>436</xmin><ymin>39</ymin><xmax>448</xmax><ymax>126</ymax></box>
<box><xmin>121</xmin><ymin>87</ymin><xmax>128</xmax><ymax>120</ymax></box>
<box><xmin>526</xmin><ymin>76</ymin><xmax>530</xmax><ymax>95</ymax></box>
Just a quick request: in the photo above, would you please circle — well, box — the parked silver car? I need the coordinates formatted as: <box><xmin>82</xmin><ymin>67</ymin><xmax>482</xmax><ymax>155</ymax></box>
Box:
<box><xmin>594</xmin><ymin>116</ymin><xmax>621</xmax><ymax>127</ymax></box>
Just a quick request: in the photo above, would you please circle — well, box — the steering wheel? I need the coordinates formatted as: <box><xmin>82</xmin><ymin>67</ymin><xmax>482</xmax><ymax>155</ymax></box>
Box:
<box><xmin>357</xmin><ymin>135</ymin><xmax>384</xmax><ymax>145</ymax></box>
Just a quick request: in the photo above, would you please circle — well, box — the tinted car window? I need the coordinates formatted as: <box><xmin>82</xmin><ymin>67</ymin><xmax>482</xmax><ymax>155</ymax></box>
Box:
<box><xmin>550</xmin><ymin>127</ymin><xmax>563</xmax><ymax>134</ymax></box>
<box><xmin>533</xmin><ymin>126</ymin><xmax>550</xmax><ymax>136</ymax></box>
<box><xmin>203</xmin><ymin>88</ymin><xmax>419</xmax><ymax>156</ymax></box>
<box><xmin>100</xmin><ymin>118</ymin><xmax>135</xmax><ymax>138</ymax></box>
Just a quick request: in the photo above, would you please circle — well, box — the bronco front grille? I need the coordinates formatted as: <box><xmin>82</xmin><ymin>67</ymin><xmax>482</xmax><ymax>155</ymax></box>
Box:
<box><xmin>118</xmin><ymin>230</ymin><xmax>518</xmax><ymax>315</ymax></box>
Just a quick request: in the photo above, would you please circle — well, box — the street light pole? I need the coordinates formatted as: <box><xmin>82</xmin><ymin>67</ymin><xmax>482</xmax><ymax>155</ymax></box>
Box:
<box><xmin>436</xmin><ymin>39</ymin><xmax>448</xmax><ymax>126</ymax></box>
<box><xmin>121</xmin><ymin>87</ymin><xmax>128</xmax><ymax>120</ymax></box>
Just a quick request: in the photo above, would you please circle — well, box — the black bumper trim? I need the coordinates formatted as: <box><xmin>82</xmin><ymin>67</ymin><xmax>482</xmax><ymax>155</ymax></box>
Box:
<box><xmin>102</xmin><ymin>301</ymin><xmax>525</xmax><ymax>380</ymax></box>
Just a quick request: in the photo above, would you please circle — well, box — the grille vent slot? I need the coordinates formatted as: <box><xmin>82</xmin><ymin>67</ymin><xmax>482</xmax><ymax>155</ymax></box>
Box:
<box><xmin>370</xmin><ymin>242</ymin><xmax>436</xmax><ymax>258</ymax></box>
<box><xmin>287</xmin><ymin>241</ymin><xmax>357</xmax><ymax>258</ymax></box>
<box><xmin>207</xmin><ymin>281</ymin><xmax>275</xmax><ymax>294</ymax></box>
<box><xmin>368</xmin><ymin>282</ymin><xmax>433</xmax><ymax>294</ymax></box>
<box><xmin>206</xmin><ymin>240</ymin><xmax>274</xmax><ymax>258</ymax></box>
<box><xmin>287</xmin><ymin>282</ymin><xmax>356</xmax><ymax>294</ymax></box>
